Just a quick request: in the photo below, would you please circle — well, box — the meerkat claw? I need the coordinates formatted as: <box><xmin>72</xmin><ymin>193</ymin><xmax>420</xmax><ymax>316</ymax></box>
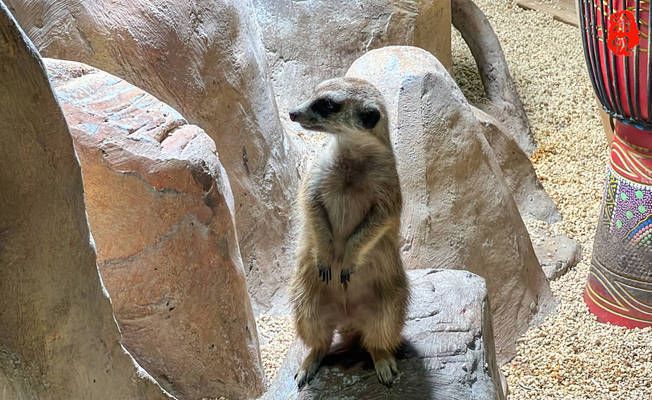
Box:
<box><xmin>295</xmin><ymin>369</ymin><xmax>310</xmax><ymax>389</ymax></box>
<box><xmin>318</xmin><ymin>265</ymin><xmax>331</xmax><ymax>283</ymax></box>
<box><xmin>340</xmin><ymin>268</ymin><xmax>351</xmax><ymax>285</ymax></box>
<box><xmin>295</xmin><ymin>359</ymin><xmax>321</xmax><ymax>389</ymax></box>
<box><xmin>374</xmin><ymin>357</ymin><xmax>398</xmax><ymax>387</ymax></box>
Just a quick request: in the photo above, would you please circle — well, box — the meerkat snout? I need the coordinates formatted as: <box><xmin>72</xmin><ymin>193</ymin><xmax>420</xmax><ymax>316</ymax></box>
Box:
<box><xmin>288</xmin><ymin>96</ymin><xmax>345</xmax><ymax>132</ymax></box>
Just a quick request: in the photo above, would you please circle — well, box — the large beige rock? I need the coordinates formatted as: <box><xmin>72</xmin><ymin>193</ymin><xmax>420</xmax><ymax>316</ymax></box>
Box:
<box><xmin>253</xmin><ymin>0</ymin><xmax>452</xmax><ymax>117</ymax></box>
<box><xmin>347</xmin><ymin>46</ymin><xmax>554</xmax><ymax>362</ymax></box>
<box><xmin>0</xmin><ymin>5</ymin><xmax>172</xmax><ymax>399</ymax></box>
<box><xmin>6</xmin><ymin>0</ymin><xmax>300</xmax><ymax>310</ymax></box>
<box><xmin>45</xmin><ymin>58</ymin><xmax>264</xmax><ymax>400</ymax></box>
<box><xmin>264</xmin><ymin>270</ymin><xmax>506</xmax><ymax>400</ymax></box>
<box><xmin>471</xmin><ymin>108</ymin><xmax>582</xmax><ymax>278</ymax></box>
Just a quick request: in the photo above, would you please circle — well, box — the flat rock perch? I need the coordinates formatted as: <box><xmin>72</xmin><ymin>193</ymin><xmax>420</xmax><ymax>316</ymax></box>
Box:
<box><xmin>264</xmin><ymin>269</ymin><xmax>506</xmax><ymax>400</ymax></box>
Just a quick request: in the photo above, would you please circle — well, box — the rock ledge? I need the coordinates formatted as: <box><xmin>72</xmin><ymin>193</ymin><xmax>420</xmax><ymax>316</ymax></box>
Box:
<box><xmin>263</xmin><ymin>269</ymin><xmax>506</xmax><ymax>400</ymax></box>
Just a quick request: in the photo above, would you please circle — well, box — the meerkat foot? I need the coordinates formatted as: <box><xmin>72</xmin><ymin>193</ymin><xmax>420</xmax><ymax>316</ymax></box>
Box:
<box><xmin>295</xmin><ymin>349</ymin><xmax>325</xmax><ymax>389</ymax></box>
<box><xmin>318</xmin><ymin>264</ymin><xmax>331</xmax><ymax>283</ymax></box>
<box><xmin>374</xmin><ymin>356</ymin><xmax>398</xmax><ymax>386</ymax></box>
<box><xmin>370</xmin><ymin>349</ymin><xmax>399</xmax><ymax>387</ymax></box>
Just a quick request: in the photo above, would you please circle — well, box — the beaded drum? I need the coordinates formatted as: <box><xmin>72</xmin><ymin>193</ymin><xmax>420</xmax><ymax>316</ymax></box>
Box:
<box><xmin>578</xmin><ymin>0</ymin><xmax>652</xmax><ymax>328</ymax></box>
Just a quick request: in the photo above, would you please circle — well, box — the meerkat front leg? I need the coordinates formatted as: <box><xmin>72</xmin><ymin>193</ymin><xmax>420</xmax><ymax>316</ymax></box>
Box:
<box><xmin>302</xmin><ymin>188</ymin><xmax>335</xmax><ymax>283</ymax></box>
<box><xmin>341</xmin><ymin>205</ymin><xmax>396</xmax><ymax>285</ymax></box>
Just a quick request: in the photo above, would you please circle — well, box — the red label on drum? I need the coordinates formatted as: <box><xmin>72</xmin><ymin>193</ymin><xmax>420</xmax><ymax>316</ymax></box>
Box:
<box><xmin>607</xmin><ymin>10</ymin><xmax>640</xmax><ymax>56</ymax></box>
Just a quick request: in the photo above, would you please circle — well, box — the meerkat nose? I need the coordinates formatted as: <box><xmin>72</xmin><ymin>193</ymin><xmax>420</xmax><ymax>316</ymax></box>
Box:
<box><xmin>289</xmin><ymin>110</ymin><xmax>299</xmax><ymax>121</ymax></box>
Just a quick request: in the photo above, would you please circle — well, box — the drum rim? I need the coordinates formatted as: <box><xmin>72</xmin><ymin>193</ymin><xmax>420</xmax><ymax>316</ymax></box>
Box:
<box><xmin>578</xmin><ymin>0</ymin><xmax>652</xmax><ymax>130</ymax></box>
<box><xmin>603</xmin><ymin>108</ymin><xmax>652</xmax><ymax>131</ymax></box>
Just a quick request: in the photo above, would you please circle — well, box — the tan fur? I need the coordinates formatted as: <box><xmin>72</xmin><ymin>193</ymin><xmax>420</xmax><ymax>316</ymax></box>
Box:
<box><xmin>288</xmin><ymin>77</ymin><xmax>409</xmax><ymax>387</ymax></box>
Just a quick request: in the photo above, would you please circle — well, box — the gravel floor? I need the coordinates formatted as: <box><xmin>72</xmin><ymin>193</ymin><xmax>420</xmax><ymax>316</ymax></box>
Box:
<box><xmin>256</xmin><ymin>1</ymin><xmax>652</xmax><ymax>398</ymax></box>
<box><xmin>453</xmin><ymin>1</ymin><xmax>652</xmax><ymax>399</ymax></box>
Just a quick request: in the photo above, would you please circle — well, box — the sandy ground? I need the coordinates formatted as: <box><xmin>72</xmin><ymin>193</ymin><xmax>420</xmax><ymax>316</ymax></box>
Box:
<box><xmin>256</xmin><ymin>1</ymin><xmax>652</xmax><ymax>399</ymax></box>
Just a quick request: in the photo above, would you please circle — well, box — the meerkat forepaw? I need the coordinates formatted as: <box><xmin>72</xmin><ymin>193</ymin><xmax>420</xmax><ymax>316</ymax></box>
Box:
<box><xmin>340</xmin><ymin>268</ymin><xmax>351</xmax><ymax>286</ymax></box>
<box><xmin>374</xmin><ymin>356</ymin><xmax>398</xmax><ymax>387</ymax></box>
<box><xmin>318</xmin><ymin>264</ymin><xmax>331</xmax><ymax>283</ymax></box>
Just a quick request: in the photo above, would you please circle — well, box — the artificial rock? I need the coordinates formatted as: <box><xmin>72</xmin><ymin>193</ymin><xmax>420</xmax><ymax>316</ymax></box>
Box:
<box><xmin>6</xmin><ymin>0</ymin><xmax>300</xmax><ymax>310</ymax></box>
<box><xmin>0</xmin><ymin>5</ymin><xmax>172</xmax><ymax>399</ymax></box>
<box><xmin>46</xmin><ymin>59</ymin><xmax>264</xmax><ymax>400</ymax></box>
<box><xmin>264</xmin><ymin>270</ymin><xmax>506</xmax><ymax>400</ymax></box>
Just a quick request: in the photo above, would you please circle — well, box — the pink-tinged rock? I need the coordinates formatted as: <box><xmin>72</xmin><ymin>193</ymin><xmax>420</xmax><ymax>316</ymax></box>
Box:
<box><xmin>46</xmin><ymin>58</ymin><xmax>264</xmax><ymax>400</ymax></box>
<box><xmin>0</xmin><ymin>5</ymin><xmax>172</xmax><ymax>400</ymax></box>
<box><xmin>6</xmin><ymin>0</ymin><xmax>301</xmax><ymax>311</ymax></box>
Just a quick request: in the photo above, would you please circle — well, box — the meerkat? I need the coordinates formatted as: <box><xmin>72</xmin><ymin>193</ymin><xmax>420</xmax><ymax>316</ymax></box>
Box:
<box><xmin>288</xmin><ymin>77</ymin><xmax>409</xmax><ymax>388</ymax></box>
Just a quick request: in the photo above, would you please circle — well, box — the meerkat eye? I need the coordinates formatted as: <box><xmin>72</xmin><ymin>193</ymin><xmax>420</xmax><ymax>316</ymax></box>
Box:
<box><xmin>311</xmin><ymin>98</ymin><xmax>342</xmax><ymax>117</ymax></box>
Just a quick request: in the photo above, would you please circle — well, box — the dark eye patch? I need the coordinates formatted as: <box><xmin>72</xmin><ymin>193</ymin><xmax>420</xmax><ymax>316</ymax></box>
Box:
<box><xmin>358</xmin><ymin>108</ymin><xmax>380</xmax><ymax>129</ymax></box>
<box><xmin>310</xmin><ymin>98</ymin><xmax>342</xmax><ymax>117</ymax></box>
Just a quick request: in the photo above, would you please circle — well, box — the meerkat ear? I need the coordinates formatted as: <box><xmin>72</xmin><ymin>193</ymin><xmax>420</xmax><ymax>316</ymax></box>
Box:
<box><xmin>358</xmin><ymin>108</ymin><xmax>381</xmax><ymax>129</ymax></box>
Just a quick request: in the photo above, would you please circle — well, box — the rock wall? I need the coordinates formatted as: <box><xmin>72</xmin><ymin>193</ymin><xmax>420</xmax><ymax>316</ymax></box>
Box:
<box><xmin>5</xmin><ymin>0</ymin><xmax>300</xmax><ymax>310</ymax></box>
<box><xmin>347</xmin><ymin>46</ymin><xmax>554</xmax><ymax>362</ymax></box>
<box><xmin>0</xmin><ymin>4</ymin><xmax>172</xmax><ymax>399</ymax></box>
<box><xmin>253</xmin><ymin>0</ymin><xmax>452</xmax><ymax>117</ymax></box>
<box><xmin>46</xmin><ymin>59</ymin><xmax>264</xmax><ymax>400</ymax></box>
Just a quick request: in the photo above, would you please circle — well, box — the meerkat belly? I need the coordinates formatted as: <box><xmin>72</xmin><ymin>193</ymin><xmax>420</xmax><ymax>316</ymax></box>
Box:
<box><xmin>323</xmin><ymin>190</ymin><xmax>370</xmax><ymax>241</ymax></box>
<box><xmin>323</xmin><ymin>279</ymin><xmax>381</xmax><ymax>326</ymax></box>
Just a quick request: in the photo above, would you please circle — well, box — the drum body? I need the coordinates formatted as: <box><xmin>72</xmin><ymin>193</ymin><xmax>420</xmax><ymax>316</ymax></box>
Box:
<box><xmin>579</xmin><ymin>0</ymin><xmax>652</xmax><ymax>328</ymax></box>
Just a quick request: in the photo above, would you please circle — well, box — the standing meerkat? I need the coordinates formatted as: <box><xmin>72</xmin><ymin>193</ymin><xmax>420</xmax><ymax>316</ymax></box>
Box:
<box><xmin>288</xmin><ymin>77</ymin><xmax>409</xmax><ymax>388</ymax></box>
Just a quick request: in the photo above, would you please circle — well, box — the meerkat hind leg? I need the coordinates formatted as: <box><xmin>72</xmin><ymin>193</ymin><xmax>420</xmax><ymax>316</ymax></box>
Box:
<box><xmin>295</xmin><ymin>345</ymin><xmax>329</xmax><ymax>389</ymax></box>
<box><xmin>359</xmin><ymin>291</ymin><xmax>405</xmax><ymax>386</ymax></box>
<box><xmin>361</xmin><ymin>323</ymin><xmax>401</xmax><ymax>386</ymax></box>
<box><xmin>294</xmin><ymin>321</ymin><xmax>333</xmax><ymax>389</ymax></box>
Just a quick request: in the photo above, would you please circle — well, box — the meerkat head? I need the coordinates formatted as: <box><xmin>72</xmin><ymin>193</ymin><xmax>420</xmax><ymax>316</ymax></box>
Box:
<box><xmin>289</xmin><ymin>77</ymin><xmax>388</xmax><ymax>140</ymax></box>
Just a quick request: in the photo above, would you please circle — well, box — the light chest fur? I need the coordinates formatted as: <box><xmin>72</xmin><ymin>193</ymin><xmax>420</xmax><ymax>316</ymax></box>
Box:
<box><xmin>311</xmin><ymin>136</ymin><xmax>393</xmax><ymax>249</ymax></box>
